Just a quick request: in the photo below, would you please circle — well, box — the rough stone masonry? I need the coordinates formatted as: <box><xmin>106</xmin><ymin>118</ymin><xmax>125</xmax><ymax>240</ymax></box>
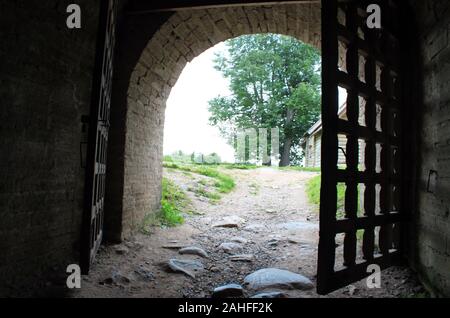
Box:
<box><xmin>0</xmin><ymin>0</ymin><xmax>450</xmax><ymax>298</ymax></box>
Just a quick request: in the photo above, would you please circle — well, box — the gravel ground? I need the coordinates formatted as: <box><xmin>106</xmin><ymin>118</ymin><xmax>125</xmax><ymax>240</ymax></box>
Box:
<box><xmin>73</xmin><ymin>168</ymin><xmax>426</xmax><ymax>298</ymax></box>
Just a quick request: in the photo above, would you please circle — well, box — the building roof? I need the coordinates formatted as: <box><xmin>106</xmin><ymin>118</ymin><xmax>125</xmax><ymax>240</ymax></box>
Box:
<box><xmin>304</xmin><ymin>102</ymin><xmax>347</xmax><ymax>137</ymax></box>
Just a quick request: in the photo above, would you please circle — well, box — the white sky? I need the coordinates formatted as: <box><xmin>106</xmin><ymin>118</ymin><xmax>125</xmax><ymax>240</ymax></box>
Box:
<box><xmin>163</xmin><ymin>41</ymin><xmax>347</xmax><ymax>163</ymax></box>
<box><xmin>163</xmin><ymin>42</ymin><xmax>236</xmax><ymax>162</ymax></box>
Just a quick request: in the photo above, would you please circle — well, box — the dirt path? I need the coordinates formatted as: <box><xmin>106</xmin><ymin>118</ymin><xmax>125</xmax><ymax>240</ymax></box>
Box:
<box><xmin>74</xmin><ymin>168</ymin><xmax>424</xmax><ymax>298</ymax></box>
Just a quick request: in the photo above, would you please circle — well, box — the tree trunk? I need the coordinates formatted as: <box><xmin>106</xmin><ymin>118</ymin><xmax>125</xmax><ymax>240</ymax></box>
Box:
<box><xmin>279</xmin><ymin>107</ymin><xmax>294</xmax><ymax>167</ymax></box>
<box><xmin>279</xmin><ymin>137</ymin><xmax>292</xmax><ymax>167</ymax></box>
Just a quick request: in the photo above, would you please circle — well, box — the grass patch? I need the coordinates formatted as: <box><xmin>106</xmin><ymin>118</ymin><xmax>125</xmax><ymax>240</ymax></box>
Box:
<box><xmin>141</xmin><ymin>178</ymin><xmax>189</xmax><ymax>233</ymax></box>
<box><xmin>163</xmin><ymin>162</ymin><xmax>181</xmax><ymax>169</ymax></box>
<box><xmin>188</xmin><ymin>186</ymin><xmax>222</xmax><ymax>202</ymax></box>
<box><xmin>221</xmin><ymin>163</ymin><xmax>259</xmax><ymax>170</ymax></box>
<box><xmin>140</xmin><ymin>213</ymin><xmax>161</xmax><ymax>235</ymax></box>
<box><xmin>163</xmin><ymin>162</ymin><xmax>236</xmax><ymax>195</ymax></box>
<box><xmin>196</xmin><ymin>167</ymin><xmax>235</xmax><ymax>193</ymax></box>
<box><xmin>306</xmin><ymin>175</ymin><xmax>346</xmax><ymax>219</ymax></box>
<box><xmin>278</xmin><ymin>166</ymin><xmax>321</xmax><ymax>172</ymax></box>
<box><xmin>306</xmin><ymin>175</ymin><xmax>321</xmax><ymax>205</ymax></box>
<box><xmin>160</xmin><ymin>178</ymin><xmax>187</xmax><ymax>226</ymax></box>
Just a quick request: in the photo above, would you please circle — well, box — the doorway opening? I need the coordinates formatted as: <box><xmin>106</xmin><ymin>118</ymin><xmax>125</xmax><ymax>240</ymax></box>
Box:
<box><xmin>78</xmin><ymin>1</ymin><xmax>424</xmax><ymax>298</ymax></box>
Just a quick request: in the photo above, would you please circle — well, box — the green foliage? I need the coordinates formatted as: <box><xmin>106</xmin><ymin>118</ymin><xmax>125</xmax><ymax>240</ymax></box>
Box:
<box><xmin>306</xmin><ymin>175</ymin><xmax>321</xmax><ymax>206</ymax></box>
<box><xmin>188</xmin><ymin>152</ymin><xmax>223</xmax><ymax>164</ymax></box>
<box><xmin>191</xmin><ymin>166</ymin><xmax>235</xmax><ymax>194</ymax></box>
<box><xmin>168</xmin><ymin>150</ymin><xmax>193</xmax><ymax>164</ymax></box>
<box><xmin>160</xmin><ymin>178</ymin><xmax>187</xmax><ymax>226</ymax></box>
<box><xmin>190</xmin><ymin>187</ymin><xmax>222</xmax><ymax>202</ymax></box>
<box><xmin>140</xmin><ymin>178</ymin><xmax>188</xmax><ymax>233</ymax></box>
<box><xmin>208</xmin><ymin>34</ymin><xmax>321</xmax><ymax>165</ymax></box>
<box><xmin>163</xmin><ymin>162</ymin><xmax>180</xmax><ymax>169</ymax></box>
<box><xmin>222</xmin><ymin>163</ymin><xmax>259</xmax><ymax>170</ymax></box>
<box><xmin>306</xmin><ymin>175</ymin><xmax>346</xmax><ymax>219</ymax></box>
<box><xmin>204</xmin><ymin>153</ymin><xmax>222</xmax><ymax>164</ymax></box>
<box><xmin>278</xmin><ymin>166</ymin><xmax>321</xmax><ymax>172</ymax></box>
<box><xmin>163</xmin><ymin>155</ymin><xmax>174</xmax><ymax>162</ymax></box>
<box><xmin>163</xmin><ymin>163</ymin><xmax>236</xmax><ymax>202</ymax></box>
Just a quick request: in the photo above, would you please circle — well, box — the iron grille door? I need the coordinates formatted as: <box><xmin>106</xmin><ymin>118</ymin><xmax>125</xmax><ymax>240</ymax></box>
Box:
<box><xmin>81</xmin><ymin>0</ymin><xmax>117</xmax><ymax>274</ymax></box>
<box><xmin>318</xmin><ymin>0</ymin><xmax>408</xmax><ymax>294</ymax></box>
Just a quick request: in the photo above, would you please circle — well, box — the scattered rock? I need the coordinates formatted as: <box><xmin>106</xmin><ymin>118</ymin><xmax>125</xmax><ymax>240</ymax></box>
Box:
<box><xmin>168</xmin><ymin>259</ymin><xmax>204</xmax><ymax>278</ymax></box>
<box><xmin>212</xmin><ymin>284</ymin><xmax>244</xmax><ymax>298</ymax></box>
<box><xmin>276</xmin><ymin>221</ymin><xmax>318</xmax><ymax>231</ymax></box>
<box><xmin>287</xmin><ymin>237</ymin><xmax>301</xmax><ymax>244</ymax></box>
<box><xmin>133</xmin><ymin>267</ymin><xmax>155</xmax><ymax>282</ymax></box>
<box><xmin>243</xmin><ymin>268</ymin><xmax>314</xmax><ymax>291</ymax></box>
<box><xmin>209</xmin><ymin>266</ymin><xmax>220</xmax><ymax>273</ymax></box>
<box><xmin>179</xmin><ymin>246</ymin><xmax>208</xmax><ymax>258</ymax></box>
<box><xmin>114</xmin><ymin>245</ymin><xmax>129</xmax><ymax>255</ymax></box>
<box><xmin>229</xmin><ymin>254</ymin><xmax>255</xmax><ymax>262</ymax></box>
<box><xmin>230</xmin><ymin>237</ymin><xmax>248</xmax><ymax>244</ymax></box>
<box><xmin>102</xmin><ymin>271</ymin><xmax>131</xmax><ymax>285</ymax></box>
<box><xmin>251</xmin><ymin>291</ymin><xmax>288</xmax><ymax>298</ymax></box>
<box><xmin>162</xmin><ymin>243</ymin><xmax>189</xmax><ymax>250</ymax></box>
<box><xmin>218</xmin><ymin>242</ymin><xmax>243</xmax><ymax>254</ymax></box>
<box><xmin>212</xmin><ymin>216</ymin><xmax>246</xmax><ymax>228</ymax></box>
<box><xmin>243</xmin><ymin>223</ymin><xmax>265</xmax><ymax>233</ymax></box>
<box><xmin>125</xmin><ymin>241</ymin><xmax>144</xmax><ymax>250</ymax></box>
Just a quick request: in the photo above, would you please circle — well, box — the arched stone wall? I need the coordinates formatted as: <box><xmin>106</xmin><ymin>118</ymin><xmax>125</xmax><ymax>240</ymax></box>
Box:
<box><xmin>118</xmin><ymin>3</ymin><xmax>322</xmax><ymax>237</ymax></box>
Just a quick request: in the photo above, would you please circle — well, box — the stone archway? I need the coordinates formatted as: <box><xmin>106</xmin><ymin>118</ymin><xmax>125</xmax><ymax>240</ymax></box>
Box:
<box><xmin>107</xmin><ymin>3</ymin><xmax>322</xmax><ymax>240</ymax></box>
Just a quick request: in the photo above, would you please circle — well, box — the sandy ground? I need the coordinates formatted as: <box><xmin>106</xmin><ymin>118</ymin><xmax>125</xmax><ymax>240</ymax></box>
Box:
<box><xmin>73</xmin><ymin>168</ymin><xmax>425</xmax><ymax>298</ymax></box>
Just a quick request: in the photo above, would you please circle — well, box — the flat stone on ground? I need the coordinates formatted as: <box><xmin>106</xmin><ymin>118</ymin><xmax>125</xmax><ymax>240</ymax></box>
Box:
<box><xmin>161</xmin><ymin>243</ymin><xmax>189</xmax><ymax>250</ymax></box>
<box><xmin>229</xmin><ymin>254</ymin><xmax>254</xmax><ymax>262</ymax></box>
<box><xmin>212</xmin><ymin>284</ymin><xmax>244</xmax><ymax>298</ymax></box>
<box><xmin>168</xmin><ymin>259</ymin><xmax>204</xmax><ymax>278</ymax></box>
<box><xmin>218</xmin><ymin>242</ymin><xmax>243</xmax><ymax>254</ymax></box>
<box><xmin>251</xmin><ymin>291</ymin><xmax>288</xmax><ymax>298</ymax></box>
<box><xmin>178</xmin><ymin>246</ymin><xmax>208</xmax><ymax>258</ymax></box>
<box><xmin>230</xmin><ymin>236</ymin><xmax>249</xmax><ymax>244</ymax></box>
<box><xmin>212</xmin><ymin>216</ymin><xmax>246</xmax><ymax>228</ymax></box>
<box><xmin>243</xmin><ymin>268</ymin><xmax>314</xmax><ymax>291</ymax></box>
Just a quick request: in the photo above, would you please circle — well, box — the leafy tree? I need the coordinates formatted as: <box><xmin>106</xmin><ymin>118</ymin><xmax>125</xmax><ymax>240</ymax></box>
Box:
<box><xmin>208</xmin><ymin>34</ymin><xmax>321</xmax><ymax>166</ymax></box>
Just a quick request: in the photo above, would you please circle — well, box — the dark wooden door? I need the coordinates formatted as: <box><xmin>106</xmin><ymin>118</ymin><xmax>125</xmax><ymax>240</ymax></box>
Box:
<box><xmin>318</xmin><ymin>0</ymin><xmax>409</xmax><ymax>294</ymax></box>
<box><xmin>81</xmin><ymin>0</ymin><xmax>117</xmax><ymax>274</ymax></box>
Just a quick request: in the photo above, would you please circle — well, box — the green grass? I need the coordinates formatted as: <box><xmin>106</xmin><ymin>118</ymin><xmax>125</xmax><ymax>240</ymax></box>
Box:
<box><xmin>306</xmin><ymin>175</ymin><xmax>346</xmax><ymax>219</ymax></box>
<box><xmin>221</xmin><ymin>163</ymin><xmax>259</xmax><ymax>170</ymax></box>
<box><xmin>161</xmin><ymin>178</ymin><xmax>188</xmax><ymax>226</ymax></box>
<box><xmin>163</xmin><ymin>155</ymin><xmax>174</xmax><ymax>162</ymax></box>
<box><xmin>141</xmin><ymin>178</ymin><xmax>188</xmax><ymax>233</ymax></box>
<box><xmin>163</xmin><ymin>162</ymin><xmax>236</xmax><ymax>194</ymax></box>
<box><xmin>198</xmin><ymin>179</ymin><xmax>209</xmax><ymax>186</ymax></box>
<box><xmin>278</xmin><ymin>166</ymin><xmax>321</xmax><ymax>172</ymax></box>
<box><xmin>190</xmin><ymin>187</ymin><xmax>221</xmax><ymax>201</ymax></box>
<box><xmin>306</xmin><ymin>175</ymin><xmax>321</xmax><ymax>205</ymax></box>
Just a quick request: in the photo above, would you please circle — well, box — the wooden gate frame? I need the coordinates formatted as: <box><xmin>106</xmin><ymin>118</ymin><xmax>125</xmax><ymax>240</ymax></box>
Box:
<box><xmin>317</xmin><ymin>0</ymin><xmax>411</xmax><ymax>294</ymax></box>
<box><xmin>81</xmin><ymin>0</ymin><xmax>117</xmax><ymax>274</ymax></box>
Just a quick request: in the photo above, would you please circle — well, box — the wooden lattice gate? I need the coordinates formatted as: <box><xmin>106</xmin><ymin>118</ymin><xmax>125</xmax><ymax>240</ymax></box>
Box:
<box><xmin>317</xmin><ymin>0</ymin><xmax>410</xmax><ymax>294</ymax></box>
<box><xmin>81</xmin><ymin>0</ymin><xmax>117</xmax><ymax>274</ymax></box>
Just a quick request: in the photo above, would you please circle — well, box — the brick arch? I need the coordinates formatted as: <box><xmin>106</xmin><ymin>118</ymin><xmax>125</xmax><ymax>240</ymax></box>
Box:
<box><xmin>120</xmin><ymin>3</ymin><xmax>321</xmax><ymax>237</ymax></box>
